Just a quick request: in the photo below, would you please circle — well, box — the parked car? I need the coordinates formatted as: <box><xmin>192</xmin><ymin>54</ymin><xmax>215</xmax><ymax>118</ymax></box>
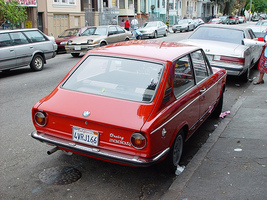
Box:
<box><xmin>172</xmin><ymin>19</ymin><xmax>195</xmax><ymax>33</ymax></box>
<box><xmin>55</xmin><ymin>27</ymin><xmax>88</xmax><ymax>53</ymax></box>
<box><xmin>248</xmin><ymin>20</ymin><xmax>267</xmax><ymax>37</ymax></box>
<box><xmin>228</xmin><ymin>16</ymin><xmax>239</xmax><ymax>24</ymax></box>
<box><xmin>137</xmin><ymin>21</ymin><xmax>168</xmax><ymax>38</ymax></box>
<box><xmin>31</xmin><ymin>40</ymin><xmax>226</xmax><ymax>173</ymax></box>
<box><xmin>192</xmin><ymin>18</ymin><xmax>205</xmax><ymax>28</ymax></box>
<box><xmin>179</xmin><ymin>24</ymin><xmax>264</xmax><ymax>81</ymax></box>
<box><xmin>0</xmin><ymin>28</ymin><xmax>56</xmax><ymax>72</ymax></box>
<box><xmin>238</xmin><ymin>16</ymin><xmax>247</xmax><ymax>23</ymax></box>
<box><xmin>252</xmin><ymin>15</ymin><xmax>260</xmax><ymax>21</ymax></box>
<box><xmin>207</xmin><ymin>18</ymin><xmax>222</xmax><ymax>24</ymax></box>
<box><xmin>65</xmin><ymin>25</ymin><xmax>132</xmax><ymax>57</ymax></box>
<box><xmin>219</xmin><ymin>16</ymin><xmax>229</xmax><ymax>24</ymax></box>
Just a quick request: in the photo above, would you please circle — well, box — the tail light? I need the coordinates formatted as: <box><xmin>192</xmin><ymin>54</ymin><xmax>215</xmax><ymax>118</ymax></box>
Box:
<box><xmin>131</xmin><ymin>133</ymin><xmax>147</xmax><ymax>149</ymax></box>
<box><xmin>34</xmin><ymin>111</ymin><xmax>47</xmax><ymax>126</ymax></box>
<box><xmin>217</xmin><ymin>56</ymin><xmax>244</xmax><ymax>64</ymax></box>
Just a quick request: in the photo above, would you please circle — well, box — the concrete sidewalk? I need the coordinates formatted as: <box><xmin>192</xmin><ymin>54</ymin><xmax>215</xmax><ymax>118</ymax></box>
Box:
<box><xmin>162</xmin><ymin>75</ymin><xmax>267</xmax><ymax>200</ymax></box>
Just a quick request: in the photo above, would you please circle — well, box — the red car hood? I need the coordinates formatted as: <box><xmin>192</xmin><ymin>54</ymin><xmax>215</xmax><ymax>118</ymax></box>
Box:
<box><xmin>37</xmin><ymin>88</ymin><xmax>155</xmax><ymax>131</ymax></box>
<box><xmin>55</xmin><ymin>36</ymin><xmax>77</xmax><ymax>44</ymax></box>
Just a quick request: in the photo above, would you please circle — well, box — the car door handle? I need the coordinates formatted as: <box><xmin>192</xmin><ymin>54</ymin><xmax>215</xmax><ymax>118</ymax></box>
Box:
<box><xmin>30</xmin><ymin>46</ymin><xmax>34</xmax><ymax>49</ymax></box>
<box><xmin>10</xmin><ymin>49</ymin><xmax>14</xmax><ymax>52</ymax></box>
<box><xmin>200</xmin><ymin>88</ymin><xmax>206</xmax><ymax>93</ymax></box>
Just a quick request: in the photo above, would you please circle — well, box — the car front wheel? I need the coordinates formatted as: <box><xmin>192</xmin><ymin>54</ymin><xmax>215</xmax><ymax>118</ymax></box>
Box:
<box><xmin>153</xmin><ymin>31</ymin><xmax>158</xmax><ymax>38</ymax></box>
<box><xmin>30</xmin><ymin>54</ymin><xmax>44</xmax><ymax>71</ymax></box>
<box><xmin>71</xmin><ymin>53</ymin><xmax>80</xmax><ymax>57</ymax></box>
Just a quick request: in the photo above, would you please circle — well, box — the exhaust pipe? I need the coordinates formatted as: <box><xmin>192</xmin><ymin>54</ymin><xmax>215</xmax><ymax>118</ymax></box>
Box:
<box><xmin>47</xmin><ymin>147</ymin><xmax>58</xmax><ymax>155</ymax></box>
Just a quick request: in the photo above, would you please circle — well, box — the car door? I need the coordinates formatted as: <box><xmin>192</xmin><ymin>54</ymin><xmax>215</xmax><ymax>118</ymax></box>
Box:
<box><xmin>172</xmin><ymin>54</ymin><xmax>199</xmax><ymax>135</ymax></box>
<box><xmin>191</xmin><ymin>50</ymin><xmax>218</xmax><ymax>120</ymax></box>
<box><xmin>106</xmin><ymin>26</ymin><xmax>120</xmax><ymax>44</ymax></box>
<box><xmin>158</xmin><ymin>22</ymin><xmax>165</xmax><ymax>35</ymax></box>
<box><xmin>116</xmin><ymin>26</ymin><xmax>128</xmax><ymax>41</ymax></box>
<box><xmin>9</xmin><ymin>31</ymin><xmax>33</xmax><ymax>67</ymax></box>
<box><xmin>247</xmin><ymin>29</ymin><xmax>262</xmax><ymax>63</ymax></box>
<box><xmin>0</xmin><ymin>33</ymin><xmax>17</xmax><ymax>70</ymax></box>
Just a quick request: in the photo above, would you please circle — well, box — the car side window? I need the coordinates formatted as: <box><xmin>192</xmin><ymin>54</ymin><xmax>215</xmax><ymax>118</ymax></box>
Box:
<box><xmin>117</xmin><ymin>26</ymin><xmax>125</xmax><ymax>33</ymax></box>
<box><xmin>173</xmin><ymin>55</ymin><xmax>195</xmax><ymax>98</ymax></box>
<box><xmin>10</xmin><ymin>32</ymin><xmax>29</xmax><ymax>45</ymax></box>
<box><xmin>23</xmin><ymin>30</ymin><xmax>47</xmax><ymax>43</ymax></box>
<box><xmin>108</xmin><ymin>26</ymin><xmax>118</xmax><ymax>35</ymax></box>
<box><xmin>0</xmin><ymin>33</ymin><xmax>12</xmax><ymax>47</ymax></box>
<box><xmin>191</xmin><ymin>50</ymin><xmax>209</xmax><ymax>83</ymax></box>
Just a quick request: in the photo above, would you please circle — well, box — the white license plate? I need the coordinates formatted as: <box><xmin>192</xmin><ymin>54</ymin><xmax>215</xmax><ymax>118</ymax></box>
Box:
<box><xmin>74</xmin><ymin>46</ymin><xmax>81</xmax><ymax>50</ymax></box>
<box><xmin>72</xmin><ymin>127</ymin><xmax>99</xmax><ymax>146</ymax></box>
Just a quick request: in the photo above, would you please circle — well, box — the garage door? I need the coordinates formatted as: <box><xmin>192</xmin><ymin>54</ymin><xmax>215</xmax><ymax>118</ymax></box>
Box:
<box><xmin>53</xmin><ymin>14</ymin><xmax>69</xmax><ymax>37</ymax></box>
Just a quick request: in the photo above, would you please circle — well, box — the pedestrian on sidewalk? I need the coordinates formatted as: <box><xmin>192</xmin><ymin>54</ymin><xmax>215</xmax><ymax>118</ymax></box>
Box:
<box><xmin>124</xmin><ymin>19</ymin><xmax>130</xmax><ymax>31</ymax></box>
<box><xmin>120</xmin><ymin>19</ymin><xmax>125</xmax><ymax>27</ymax></box>
<box><xmin>254</xmin><ymin>32</ymin><xmax>267</xmax><ymax>85</ymax></box>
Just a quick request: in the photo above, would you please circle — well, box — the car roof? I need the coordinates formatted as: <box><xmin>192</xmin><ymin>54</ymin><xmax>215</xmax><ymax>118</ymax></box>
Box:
<box><xmin>197</xmin><ymin>24</ymin><xmax>250</xmax><ymax>31</ymax></box>
<box><xmin>88</xmin><ymin>40</ymin><xmax>200</xmax><ymax>62</ymax></box>
<box><xmin>0</xmin><ymin>28</ymin><xmax>39</xmax><ymax>33</ymax></box>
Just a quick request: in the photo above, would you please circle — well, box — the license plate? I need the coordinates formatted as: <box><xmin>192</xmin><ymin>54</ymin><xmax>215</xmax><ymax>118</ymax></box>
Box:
<box><xmin>72</xmin><ymin>127</ymin><xmax>99</xmax><ymax>146</ymax></box>
<box><xmin>74</xmin><ymin>46</ymin><xmax>81</xmax><ymax>50</ymax></box>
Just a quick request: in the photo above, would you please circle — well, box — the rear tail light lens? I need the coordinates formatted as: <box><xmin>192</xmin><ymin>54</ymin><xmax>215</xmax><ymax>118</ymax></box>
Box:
<box><xmin>218</xmin><ymin>56</ymin><xmax>245</xmax><ymax>64</ymax></box>
<box><xmin>131</xmin><ymin>133</ymin><xmax>147</xmax><ymax>149</ymax></box>
<box><xmin>34</xmin><ymin>111</ymin><xmax>47</xmax><ymax>126</ymax></box>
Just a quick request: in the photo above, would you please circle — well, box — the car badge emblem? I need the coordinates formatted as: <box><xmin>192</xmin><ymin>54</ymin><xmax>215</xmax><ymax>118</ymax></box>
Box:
<box><xmin>82</xmin><ymin>111</ymin><xmax>90</xmax><ymax>117</ymax></box>
<box><xmin>205</xmin><ymin>49</ymin><xmax>210</xmax><ymax>52</ymax></box>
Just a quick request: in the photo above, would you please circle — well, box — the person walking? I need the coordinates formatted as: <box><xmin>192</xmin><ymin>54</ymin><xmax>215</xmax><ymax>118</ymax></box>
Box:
<box><xmin>120</xmin><ymin>19</ymin><xmax>125</xmax><ymax>27</ymax></box>
<box><xmin>254</xmin><ymin>33</ymin><xmax>267</xmax><ymax>85</ymax></box>
<box><xmin>124</xmin><ymin>19</ymin><xmax>130</xmax><ymax>31</ymax></box>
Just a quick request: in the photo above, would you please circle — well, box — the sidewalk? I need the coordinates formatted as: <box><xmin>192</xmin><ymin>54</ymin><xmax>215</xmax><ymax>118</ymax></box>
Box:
<box><xmin>162</xmin><ymin>75</ymin><xmax>267</xmax><ymax>200</ymax></box>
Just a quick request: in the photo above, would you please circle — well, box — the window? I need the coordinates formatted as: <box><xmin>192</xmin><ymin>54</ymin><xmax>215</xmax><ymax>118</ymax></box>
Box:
<box><xmin>173</xmin><ymin>55</ymin><xmax>195</xmax><ymax>98</ymax></box>
<box><xmin>10</xmin><ymin>32</ymin><xmax>29</xmax><ymax>45</ymax></box>
<box><xmin>108</xmin><ymin>26</ymin><xmax>117</xmax><ymax>35</ymax></box>
<box><xmin>0</xmin><ymin>34</ymin><xmax>12</xmax><ymax>47</ymax></box>
<box><xmin>23</xmin><ymin>31</ymin><xmax>47</xmax><ymax>43</ymax></box>
<box><xmin>117</xmin><ymin>26</ymin><xmax>125</xmax><ymax>34</ymax></box>
<box><xmin>191</xmin><ymin>50</ymin><xmax>210</xmax><ymax>83</ymax></box>
<box><xmin>53</xmin><ymin>0</ymin><xmax>76</xmax><ymax>5</ymax></box>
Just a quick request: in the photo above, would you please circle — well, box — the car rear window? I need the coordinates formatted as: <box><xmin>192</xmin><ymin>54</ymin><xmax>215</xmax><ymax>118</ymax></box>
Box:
<box><xmin>62</xmin><ymin>56</ymin><xmax>164</xmax><ymax>102</ymax></box>
<box><xmin>189</xmin><ymin>27</ymin><xmax>245</xmax><ymax>44</ymax></box>
<box><xmin>23</xmin><ymin>30</ymin><xmax>47</xmax><ymax>43</ymax></box>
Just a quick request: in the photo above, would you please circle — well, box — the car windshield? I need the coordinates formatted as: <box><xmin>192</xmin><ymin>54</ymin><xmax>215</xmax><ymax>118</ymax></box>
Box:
<box><xmin>178</xmin><ymin>20</ymin><xmax>189</xmax><ymax>25</ymax></box>
<box><xmin>81</xmin><ymin>27</ymin><xmax>108</xmax><ymax>36</ymax></box>
<box><xmin>189</xmin><ymin>27</ymin><xmax>245</xmax><ymax>44</ymax></box>
<box><xmin>256</xmin><ymin>20</ymin><xmax>267</xmax><ymax>26</ymax></box>
<box><xmin>59</xmin><ymin>29</ymin><xmax>80</xmax><ymax>37</ymax></box>
<box><xmin>62</xmin><ymin>56</ymin><xmax>163</xmax><ymax>102</ymax></box>
<box><xmin>145</xmin><ymin>22</ymin><xmax>157</xmax><ymax>27</ymax></box>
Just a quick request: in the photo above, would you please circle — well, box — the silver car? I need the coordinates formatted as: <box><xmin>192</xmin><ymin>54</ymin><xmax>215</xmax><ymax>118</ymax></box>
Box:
<box><xmin>248</xmin><ymin>20</ymin><xmax>267</xmax><ymax>37</ymax></box>
<box><xmin>0</xmin><ymin>28</ymin><xmax>56</xmax><ymax>72</ymax></box>
<box><xmin>172</xmin><ymin>19</ymin><xmax>195</xmax><ymax>33</ymax></box>
<box><xmin>137</xmin><ymin>21</ymin><xmax>168</xmax><ymax>38</ymax></box>
<box><xmin>179</xmin><ymin>24</ymin><xmax>264</xmax><ymax>82</ymax></box>
<box><xmin>65</xmin><ymin>25</ymin><xmax>132</xmax><ymax>57</ymax></box>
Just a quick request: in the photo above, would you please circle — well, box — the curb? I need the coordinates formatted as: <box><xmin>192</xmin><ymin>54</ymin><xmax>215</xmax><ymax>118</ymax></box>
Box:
<box><xmin>161</xmin><ymin>92</ymin><xmax>249</xmax><ymax>200</ymax></box>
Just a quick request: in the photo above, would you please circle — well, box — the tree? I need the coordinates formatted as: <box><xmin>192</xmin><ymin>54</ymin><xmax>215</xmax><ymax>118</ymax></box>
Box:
<box><xmin>0</xmin><ymin>0</ymin><xmax>27</xmax><ymax>28</ymax></box>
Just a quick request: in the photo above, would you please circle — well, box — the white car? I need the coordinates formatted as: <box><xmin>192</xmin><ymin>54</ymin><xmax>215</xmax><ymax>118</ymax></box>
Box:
<box><xmin>179</xmin><ymin>24</ymin><xmax>264</xmax><ymax>82</ymax></box>
<box><xmin>172</xmin><ymin>19</ymin><xmax>195</xmax><ymax>33</ymax></box>
<box><xmin>137</xmin><ymin>21</ymin><xmax>168</xmax><ymax>38</ymax></box>
<box><xmin>248</xmin><ymin>20</ymin><xmax>267</xmax><ymax>37</ymax></box>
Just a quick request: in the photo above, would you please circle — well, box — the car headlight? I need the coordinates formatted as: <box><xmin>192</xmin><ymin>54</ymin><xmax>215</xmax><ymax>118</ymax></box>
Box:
<box><xmin>87</xmin><ymin>39</ymin><xmax>94</xmax><ymax>45</ymax></box>
<box><xmin>67</xmin><ymin>40</ymin><xmax>72</xmax><ymax>45</ymax></box>
<box><xmin>34</xmin><ymin>111</ymin><xmax>47</xmax><ymax>127</ymax></box>
<box><xmin>131</xmin><ymin>133</ymin><xmax>147</xmax><ymax>149</ymax></box>
<box><xmin>60</xmin><ymin>41</ymin><xmax>68</xmax><ymax>45</ymax></box>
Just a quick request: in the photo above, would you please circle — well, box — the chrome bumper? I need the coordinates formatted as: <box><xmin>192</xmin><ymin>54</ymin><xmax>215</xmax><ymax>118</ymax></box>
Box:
<box><xmin>31</xmin><ymin>131</ymin><xmax>170</xmax><ymax>167</ymax></box>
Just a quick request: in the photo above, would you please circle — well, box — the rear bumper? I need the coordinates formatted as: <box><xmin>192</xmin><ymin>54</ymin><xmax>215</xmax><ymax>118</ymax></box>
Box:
<box><xmin>31</xmin><ymin>130</ymin><xmax>170</xmax><ymax>167</ymax></box>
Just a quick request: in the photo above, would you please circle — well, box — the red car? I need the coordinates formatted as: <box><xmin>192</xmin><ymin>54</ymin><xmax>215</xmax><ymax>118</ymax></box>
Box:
<box><xmin>55</xmin><ymin>27</ymin><xmax>88</xmax><ymax>53</ymax></box>
<box><xmin>207</xmin><ymin>18</ymin><xmax>222</xmax><ymax>24</ymax></box>
<box><xmin>31</xmin><ymin>40</ymin><xmax>226</xmax><ymax>173</ymax></box>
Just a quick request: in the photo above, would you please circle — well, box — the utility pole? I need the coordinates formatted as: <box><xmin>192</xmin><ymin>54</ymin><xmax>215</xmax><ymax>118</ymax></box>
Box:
<box><xmin>166</xmin><ymin>0</ymin><xmax>169</xmax><ymax>29</ymax></box>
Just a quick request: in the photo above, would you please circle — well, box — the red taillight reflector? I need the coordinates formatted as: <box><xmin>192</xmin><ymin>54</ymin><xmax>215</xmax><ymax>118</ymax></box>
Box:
<box><xmin>34</xmin><ymin>111</ymin><xmax>47</xmax><ymax>126</ymax></box>
<box><xmin>219</xmin><ymin>56</ymin><xmax>245</xmax><ymax>64</ymax></box>
<box><xmin>131</xmin><ymin>133</ymin><xmax>147</xmax><ymax>149</ymax></box>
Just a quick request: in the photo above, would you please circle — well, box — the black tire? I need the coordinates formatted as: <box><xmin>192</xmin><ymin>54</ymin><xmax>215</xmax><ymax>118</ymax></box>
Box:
<box><xmin>164</xmin><ymin>30</ymin><xmax>168</xmax><ymax>37</ymax></box>
<box><xmin>125</xmin><ymin>38</ymin><xmax>130</xmax><ymax>41</ymax></box>
<box><xmin>153</xmin><ymin>31</ymin><xmax>158</xmax><ymax>38</ymax></box>
<box><xmin>100</xmin><ymin>42</ymin><xmax>107</xmax><ymax>47</ymax></box>
<box><xmin>136</xmin><ymin>35</ymin><xmax>142</xmax><ymax>40</ymax></box>
<box><xmin>240</xmin><ymin>67</ymin><xmax>250</xmax><ymax>82</ymax></box>
<box><xmin>30</xmin><ymin>54</ymin><xmax>44</xmax><ymax>71</ymax></box>
<box><xmin>163</xmin><ymin>130</ymin><xmax>184</xmax><ymax>173</ymax></box>
<box><xmin>71</xmin><ymin>53</ymin><xmax>80</xmax><ymax>57</ymax></box>
<box><xmin>211</xmin><ymin>92</ymin><xmax>223</xmax><ymax>118</ymax></box>
<box><xmin>173</xmin><ymin>30</ymin><xmax>176</xmax><ymax>33</ymax></box>
<box><xmin>186</xmin><ymin>26</ymin><xmax>189</xmax><ymax>32</ymax></box>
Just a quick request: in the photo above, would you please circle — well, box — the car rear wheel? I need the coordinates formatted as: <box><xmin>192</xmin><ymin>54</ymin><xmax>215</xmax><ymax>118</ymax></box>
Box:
<box><xmin>153</xmin><ymin>31</ymin><xmax>158</xmax><ymax>38</ymax></box>
<box><xmin>100</xmin><ymin>42</ymin><xmax>107</xmax><ymax>47</ymax></box>
<box><xmin>163</xmin><ymin>130</ymin><xmax>184</xmax><ymax>173</ymax></box>
<box><xmin>30</xmin><ymin>54</ymin><xmax>44</xmax><ymax>71</ymax></box>
<box><xmin>211</xmin><ymin>92</ymin><xmax>223</xmax><ymax>118</ymax></box>
<box><xmin>164</xmin><ymin>30</ymin><xmax>168</xmax><ymax>37</ymax></box>
<box><xmin>71</xmin><ymin>53</ymin><xmax>80</xmax><ymax>57</ymax></box>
